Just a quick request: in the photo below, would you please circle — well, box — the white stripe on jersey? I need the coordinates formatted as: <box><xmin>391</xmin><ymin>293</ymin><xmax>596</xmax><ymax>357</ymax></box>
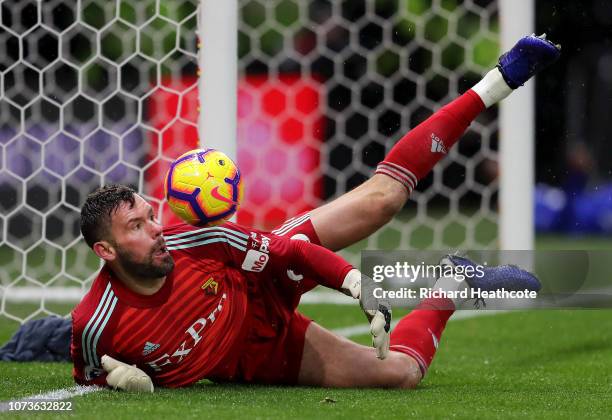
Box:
<box><xmin>165</xmin><ymin>229</ymin><xmax>248</xmax><ymax>247</ymax></box>
<box><xmin>164</xmin><ymin>226</ymin><xmax>248</xmax><ymax>242</ymax></box>
<box><xmin>83</xmin><ymin>284</ymin><xmax>117</xmax><ymax>368</ymax></box>
<box><xmin>91</xmin><ymin>294</ymin><xmax>118</xmax><ymax>366</ymax></box>
<box><xmin>81</xmin><ymin>283</ymin><xmax>111</xmax><ymax>366</ymax></box>
<box><xmin>273</xmin><ymin>213</ymin><xmax>309</xmax><ymax>234</ymax></box>
<box><xmin>167</xmin><ymin>237</ymin><xmax>247</xmax><ymax>252</ymax></box>
<box><xmin>272</xmin><ymin>213</ymin><xmax>311</xmax><ymax>236</ymax></box>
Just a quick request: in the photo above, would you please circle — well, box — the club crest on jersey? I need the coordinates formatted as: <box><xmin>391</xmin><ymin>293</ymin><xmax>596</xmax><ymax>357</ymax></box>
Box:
<box><xmin>242</xmin><ymin>232</ymin><xmax>271</xmax><ymax>272</ymax></box>
<box><xmin>201</xmin><ymin>276</ymin><xmax>219</xmax><ymax>295</ymax></box>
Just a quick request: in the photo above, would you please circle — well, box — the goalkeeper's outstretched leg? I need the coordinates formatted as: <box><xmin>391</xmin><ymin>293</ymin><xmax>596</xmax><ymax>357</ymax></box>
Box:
<box><xmin>298</xmin><ymin>255</ymin><xmax>541</xmax><ymax>388</ymax></box>
<box><xmin>308</xmin><ymin>34</ymin><xmax>561</xmax><ymax>252</ymax></box>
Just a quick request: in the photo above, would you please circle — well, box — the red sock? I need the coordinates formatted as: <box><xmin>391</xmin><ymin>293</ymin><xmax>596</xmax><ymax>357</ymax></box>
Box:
<box><xmin>389</xmin><ymin>298</ymin><xmax>455</xmax><ymax>377</ymax></box>
<box><xmin>376</xmin><ymin>89</ymin><xmax>485</xmax><ymax>192</ymax></box>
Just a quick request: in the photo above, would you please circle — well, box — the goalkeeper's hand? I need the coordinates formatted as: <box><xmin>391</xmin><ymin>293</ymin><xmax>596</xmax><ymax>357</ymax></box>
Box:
<box><xmin>341</xmin><ymin>269</ymin><xmax>392</xmax><ymax>359</ymax></box>
<box><xmin>101</xmin><ymin>355</ymin><xmax>154</xmax><ymax>393</ymax></box>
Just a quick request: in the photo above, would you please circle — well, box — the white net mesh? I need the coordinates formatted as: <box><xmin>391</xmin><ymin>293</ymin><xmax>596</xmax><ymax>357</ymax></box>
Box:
<box><xmin>237</xmin><ymin>0</ymin><xmax>500</xmax><ymax>251</ymax></box>
<box><xmin>0</xmin><ymin>0</ymin><xmax>500</xmax><ymax>323</ymax></box>
<box><xmin>0</xmin><ymin>0</ymin><xmax>200</xmax><ymax>322</ymax></box>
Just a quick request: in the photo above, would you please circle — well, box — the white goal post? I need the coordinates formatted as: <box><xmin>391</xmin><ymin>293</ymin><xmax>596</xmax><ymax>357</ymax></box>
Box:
<box><xmin>199</xmin><ymin>0</ymin><xmax>238</xmax><ymax>161</ymax></box>
<box><xmin>499</xmin><ymin>0</ymin><xmax>535</xmax><ymax>250</ymax></box>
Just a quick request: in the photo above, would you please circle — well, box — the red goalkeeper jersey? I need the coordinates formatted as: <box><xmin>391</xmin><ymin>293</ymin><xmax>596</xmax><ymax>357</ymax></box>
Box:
<box><xmin>71</xmin><ymin>221</ymin><xmax>352</xmax><ymax>388</ymax></box>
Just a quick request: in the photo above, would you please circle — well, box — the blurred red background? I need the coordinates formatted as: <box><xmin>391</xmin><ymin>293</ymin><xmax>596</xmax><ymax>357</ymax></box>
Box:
<box><xmin>146</xmin><ymin>75</ymin><xmax>324</xmax><ymax>230</ymax></box>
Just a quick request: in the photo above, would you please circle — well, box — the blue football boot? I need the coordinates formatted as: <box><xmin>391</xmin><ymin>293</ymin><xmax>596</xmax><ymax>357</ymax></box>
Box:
<box><xmin>440</xmin><ymin>254</ymin><xmax>541</xmax><ymax>296</ymax></box>
<box><xmin>497</xmin><ymin>34</ymin><xmax>561</xmax><ymax>89</ymax></box>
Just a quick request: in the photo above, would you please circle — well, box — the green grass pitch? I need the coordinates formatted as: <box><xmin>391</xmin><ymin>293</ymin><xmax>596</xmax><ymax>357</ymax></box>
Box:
<box><xmin>1</xmin><ymin>306</ymin><xmax>612</xmax><ymax>419</ymax></box>
<box><xmin>1</xmin><ymin>233</ymin><xmax>612</xmax><ymax>418</ymax></box>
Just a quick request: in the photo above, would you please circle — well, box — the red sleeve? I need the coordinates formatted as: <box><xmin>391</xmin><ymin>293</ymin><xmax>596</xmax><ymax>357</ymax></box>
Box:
<box><xmin>240</xmin><ymin>228</ymin><xmax>353</xmax><ymax>290</ymax></box>
<box><xmin>281</xmin><ymin>238</ymin><xmax>354</xmax><ymax>289</ymax></box>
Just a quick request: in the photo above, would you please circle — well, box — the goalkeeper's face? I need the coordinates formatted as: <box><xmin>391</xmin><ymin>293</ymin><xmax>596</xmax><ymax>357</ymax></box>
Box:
<box><xmin>107</xmin><ymin>195</ymin><xmax>174</xmax><ymax>280</ymax></box>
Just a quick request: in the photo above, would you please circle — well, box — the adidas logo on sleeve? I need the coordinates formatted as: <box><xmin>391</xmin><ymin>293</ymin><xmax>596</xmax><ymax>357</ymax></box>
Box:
<box><xmin>430</xmin><ymin>133</ymin><xmax>447</xmax><ymax>154</ymax></box>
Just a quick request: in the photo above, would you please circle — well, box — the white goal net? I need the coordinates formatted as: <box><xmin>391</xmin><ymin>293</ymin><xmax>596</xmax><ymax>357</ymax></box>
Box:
<box><xmin>0</xmin><ymin>0</ymin><xmax>502</xmax><ymax>323</ymax></box>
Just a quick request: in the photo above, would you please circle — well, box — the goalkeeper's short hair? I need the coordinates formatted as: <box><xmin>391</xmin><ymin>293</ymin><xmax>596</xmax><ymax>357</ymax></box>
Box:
<box><xmin>80</xmin><ymin>184</ymin><xmax>137</xmax><ymax>248</ymax></box>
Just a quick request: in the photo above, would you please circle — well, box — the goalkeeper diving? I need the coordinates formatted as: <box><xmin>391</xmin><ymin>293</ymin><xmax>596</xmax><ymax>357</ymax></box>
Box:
<box><xmin>72</xmin><ymin>35</ymin><xmax>559</xmax><ymax>391</ymax></box>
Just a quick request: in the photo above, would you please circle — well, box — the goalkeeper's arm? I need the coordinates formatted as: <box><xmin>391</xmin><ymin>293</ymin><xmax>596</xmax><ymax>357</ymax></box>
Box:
<box><xmin>275</xmin><ymin>239</ymin><xmax>392</xmax><ymax>359</ymax></box>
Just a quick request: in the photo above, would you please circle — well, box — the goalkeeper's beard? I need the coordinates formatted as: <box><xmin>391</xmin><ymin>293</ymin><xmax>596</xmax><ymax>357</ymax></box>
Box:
<box><xmin>114</xmin><ymin>244</ymin><xmax>175</xmax><ymax>280</ymax></box>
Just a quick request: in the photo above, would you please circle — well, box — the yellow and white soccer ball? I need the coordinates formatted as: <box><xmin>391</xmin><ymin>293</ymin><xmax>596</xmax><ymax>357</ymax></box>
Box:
<box><xmin>164</xmin><ymin>149</ymin><xmax>244</xmax><ymax>226</ymax></box>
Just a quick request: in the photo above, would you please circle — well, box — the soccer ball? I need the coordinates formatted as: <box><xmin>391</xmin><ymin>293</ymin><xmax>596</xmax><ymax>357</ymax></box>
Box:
<box><xmin>164</xmin><ymin>149</ymin><xmax>244</xmax><ymax>226</ymax></box>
